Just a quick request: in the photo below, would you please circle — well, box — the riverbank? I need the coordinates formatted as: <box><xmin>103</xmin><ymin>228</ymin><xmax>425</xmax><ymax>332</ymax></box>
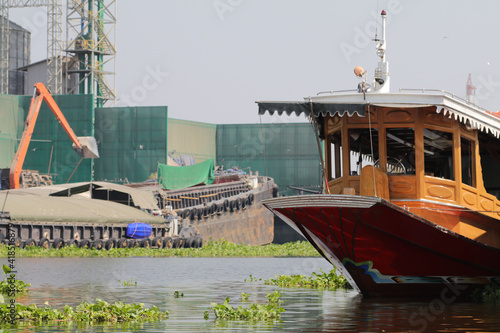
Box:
<box><xmin>0</xmin><ymin>240</ymin><xmax>320</xmax><ymax>258</ymax></box>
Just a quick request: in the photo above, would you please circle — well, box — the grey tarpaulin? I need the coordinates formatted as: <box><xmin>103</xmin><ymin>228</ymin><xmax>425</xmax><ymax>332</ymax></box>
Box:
<box><xmin>257</xmin><ymin>102</ymin><xmax>366</xmax><ymax>117</ymax></box>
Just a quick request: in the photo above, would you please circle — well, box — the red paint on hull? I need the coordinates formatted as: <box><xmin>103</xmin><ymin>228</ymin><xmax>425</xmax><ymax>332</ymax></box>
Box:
<box><xmin>265</xmin><ymin>195</ymin><xmax>500</xmax><ymax>297</ymax></box>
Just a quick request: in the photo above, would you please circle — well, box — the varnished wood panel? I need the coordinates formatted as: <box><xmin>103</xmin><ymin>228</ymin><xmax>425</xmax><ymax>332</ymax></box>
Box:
<box><xmin>348</xmin><ymin>179</ymin><xmax>360</xmax><ymax>194</ymax></box>
<box><xmin>461</xmin><ymin>186</ymin><xmax>477</xmax><ymax>210</ymax></box>
<box><xmin>424</xmin><ymin>178</ymin><xmax>456</xmax><ymax>201</ymax></box>
<box><xmin>383</xmin><ymin>109</ymin><xmax>415</xmax><ymax>123</ymax></box>
<box><xmin>389</xmin><ymin>176</ymin><xmax>417</xmax><ymax>199</ymax></box>
<box><xmin>326</xmin><ymin>116</ymin><xmax>342</xmax><ymax>134</ymax></box>
<box><xmin>347</xmin><ymin>110</ymin><xmax>377</xmax><ymax>124</ymax></box>
<box><xmin>328</xmin><ymin>178</ymin><xmax>344</xmax><ymax>195</ymax></box>
<box><xmin>423</xmin><ymin>110</ymin><xmax>454</xmax><ymax>127</ymax></box>
<box><xmin>479</xmin><ymin>194</ymin><xmax>494</xmax><ymax>212</ymax></box>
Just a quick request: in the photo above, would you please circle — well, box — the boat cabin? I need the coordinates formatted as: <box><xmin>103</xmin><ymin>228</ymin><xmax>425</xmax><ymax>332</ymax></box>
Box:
<box><xmin>324</xmin><ymin>99</ymin><xmax>500</xmax><ymax>209</ymax></box>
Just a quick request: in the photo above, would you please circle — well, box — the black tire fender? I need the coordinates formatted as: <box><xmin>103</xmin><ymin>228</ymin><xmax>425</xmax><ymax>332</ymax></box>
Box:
<box><xmin>194</xmin><ymin>236</ymin><xmax>203</xmax><ymax>248</ymax></box>
<box><xmin>92</xmin><ymin>239</ymin><xmax>104</xmax><ymax>250</ymax></box>
<box><xmin>186</xmin><ymin>237</ymin><xmax>196</xmax><ymax>248</ymax></box>
<box><xmin>163</xmin><ymin>236</ymin><xmax>173</xmax><ymax>249</ymax></box>
<box><xmin>52</xmin><ymin>238</ymin><xmax>65</xmax><ymax>249</ymax></box>
<box><xmin>117</xmin><ymin>238</ymin><xmax>128</xmax><ymax>248</ymax></box>
<box><xmin>152</xmin><ymin>236</ymin><xmax>163</xmax><ymax>249</ymax></box>
<box><xmin>141</xmin><ymin>238</ymin><xmax>151</xmax><ymax>248</ymax></box>
<box><xmin>78</xmin><ymin>239</ymin><xmax>91</xmax><ymax>248</ymax></box>
<box><xmin>105</xmin><ymin>239</ymin><xmax>116</xmax><ymax>250</ymax></box>
<box><xmin>190</xmin><ymin>208</ymin><xmax>197</xmax><ymax>220</ymax></box>
<box><xmin>211</xmin><ymin>203</ymin><xmax>218</xmax><ymax>215</ymax></box>
<box><xmin>14</xmin><ymin>236</ymin><xmax>23</xmax><ymax>248</ymax></box>
<box><xmin>172</xmin><ymin>237</ymin><xmax>181</xmax><ymax>248</ymax></box>
<box><xmin>39</xmin><ymin>237</ymin><xmax>51</xmax><ymax>249</ymax></box>
<box><xmin>24</xmin><ymin>238</ymin><xmax>36</xmax><ymax>248</ymax></box>
<box><xmin>128</xmin><ymin>239</ymin><xmax>139</xmax><ymax>248</ymax></box>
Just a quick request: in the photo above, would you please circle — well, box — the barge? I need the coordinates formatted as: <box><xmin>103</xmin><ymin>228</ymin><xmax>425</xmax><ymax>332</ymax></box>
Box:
<box><xmin>0</xmin><ymin>172</ymin><xmax>276</xmax><ymax>249</ymax></box>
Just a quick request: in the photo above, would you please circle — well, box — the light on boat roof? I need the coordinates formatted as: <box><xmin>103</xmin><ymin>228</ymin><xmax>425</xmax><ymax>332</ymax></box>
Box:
<box><xmin>354</xmin><ymin>66</ymin><xmax>365</xmax><ymax>78</ymax></box>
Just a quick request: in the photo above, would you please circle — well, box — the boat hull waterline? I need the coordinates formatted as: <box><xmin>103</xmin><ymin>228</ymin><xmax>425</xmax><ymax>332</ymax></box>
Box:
<box><xmin>263</xmin><ymin>195</ymin><xmax>500</xmax><ymax>297</ymax></box>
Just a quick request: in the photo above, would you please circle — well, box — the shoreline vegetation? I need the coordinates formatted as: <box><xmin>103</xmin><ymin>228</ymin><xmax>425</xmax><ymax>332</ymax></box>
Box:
<box><xmin>0</xmin><ymin>240</ymin><xmax>320</xmax><ymax>258</ymax></box>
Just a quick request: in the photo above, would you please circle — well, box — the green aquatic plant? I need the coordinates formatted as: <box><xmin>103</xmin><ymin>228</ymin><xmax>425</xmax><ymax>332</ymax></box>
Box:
<box><xmin>173</xmin><ymin>291</ymin><xmax>184</xmax><ymax>298</ymax></box>
<box><xmin>244</xmin><ymin>274</ymin><xmax>262</xmax><ymax>282</ymax></box>
<box><xmin>0</xmin><ymin>264</ymin><xmax>30</xmax><ymax>296</ymax></box>
<box><xmin>207</xmin><ymin>291</ymin><xmax>284</xmax><ymax>321</ymax></box>
<box><xmin>472</xmin><ymin>284</ymin><xmax>500</xmax><ymax>304</ymax></box>
<box><xmin>121</xmin><ymin>278</ymin><xmax>137</xmax><ymax>287</ymax></box>
<box><xmin>0</xmin><ymin>299</ymin><xmax>168</xmax><ymax>324</ymax></box>
<box><xmin>0</xmin><ymin>240</ymin><xmax>320</xmax><ymax>258</ymax></box>
<box><xmin>263</xmin><ymin>268</ymin><xmax>351</xmax><ymax>290</ymax></box>
<box><xmin>240</xmin><ymin>292</ymin><xmax>251</xmax><ymax>301</ymax></box>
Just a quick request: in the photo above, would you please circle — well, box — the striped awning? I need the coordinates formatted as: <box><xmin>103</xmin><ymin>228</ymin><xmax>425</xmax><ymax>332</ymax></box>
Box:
<box><xmin>257</xmin><ymin>102</ymin><xmax>366</xmax><ymax>117</ymax></box>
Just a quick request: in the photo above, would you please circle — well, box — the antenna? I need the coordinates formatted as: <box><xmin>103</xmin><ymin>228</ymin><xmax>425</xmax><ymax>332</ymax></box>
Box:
<box><xmin>372</xmin><ymin>10</ymin><xmax>390</xmax><ymax>93</ymax></box>
<box><xmin>353</xmin><ymin>10</ymin><xmax>390</xmax><ymax>93</ymax></box>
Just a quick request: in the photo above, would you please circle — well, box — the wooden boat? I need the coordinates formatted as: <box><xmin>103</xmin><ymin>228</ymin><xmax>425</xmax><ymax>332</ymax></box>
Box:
<box><xmin>258</xmin><ymin>10</ymin><xmax>500</xmax><ymax>297</ymax></box>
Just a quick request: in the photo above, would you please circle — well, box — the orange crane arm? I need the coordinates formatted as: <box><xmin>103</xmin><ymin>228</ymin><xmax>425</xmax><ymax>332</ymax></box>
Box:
<box><xmin>9</xmin><ymin>83</ymin><xmax>85</xmax><ymax>189</ymax></box>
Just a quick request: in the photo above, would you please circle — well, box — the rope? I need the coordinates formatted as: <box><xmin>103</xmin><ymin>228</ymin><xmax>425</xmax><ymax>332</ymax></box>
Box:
<box><xmin>129</xmin><ymin>222</ymin><xmax>138</xmax><ymax>238</ymax></box>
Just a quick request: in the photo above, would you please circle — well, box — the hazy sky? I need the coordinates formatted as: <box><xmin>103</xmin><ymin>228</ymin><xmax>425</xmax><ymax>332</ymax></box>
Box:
<box><xmin>9</xmin><ymin>0</ymin><xmax>500</xmax><ymax>124</ymax></box>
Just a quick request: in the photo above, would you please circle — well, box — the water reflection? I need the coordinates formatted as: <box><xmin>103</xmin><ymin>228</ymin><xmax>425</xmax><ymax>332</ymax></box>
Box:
<box><xmin>6</xmin><ymin>257</ymin><xmax>500</xmax><ymax>332</ymax></box>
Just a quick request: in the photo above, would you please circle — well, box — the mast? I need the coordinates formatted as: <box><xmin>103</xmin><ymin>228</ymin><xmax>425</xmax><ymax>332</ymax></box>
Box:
<box><xmin>371</xmin><ymin>10</ymin><xmax>390</xmax><ymax>93</ymax></box>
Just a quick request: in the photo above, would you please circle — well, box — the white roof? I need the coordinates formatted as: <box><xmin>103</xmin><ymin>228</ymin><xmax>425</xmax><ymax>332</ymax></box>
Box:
<box><xmin>259</xmin><ymin>89</ymin><xmax>500</xmax><ymax>138</ymax></box>
<box><xmin>311</xmin><ymin>89</ymin><xmax>500</xmax><ymax>137</ymax></box>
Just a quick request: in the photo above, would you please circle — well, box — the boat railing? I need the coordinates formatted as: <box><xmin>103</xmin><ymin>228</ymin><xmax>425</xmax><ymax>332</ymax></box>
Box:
<box><xmin>315</xmin><ymin>88</ymin><xmax>492</xmax><ymax>115</ymax></box>
<box><xmin>316</xmin><ymin>89</ymin><xmax>358</xmax><ymax>95</ymax></box>
<box><xmin>398</xmin><ymin>88</ymin><xmax>491</xmax><ymax>113</ymax></box>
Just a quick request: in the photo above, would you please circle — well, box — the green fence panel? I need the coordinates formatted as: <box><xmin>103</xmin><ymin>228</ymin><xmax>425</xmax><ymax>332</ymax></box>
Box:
<box><xmin>17</xmin><ymin>94</ymin><xmax>94</xmax><ymax>184</ymax></box>
<box><xmin>216</xmin><ymin>123</ymin><xmax>322</xmax><ymax>196</ymax></box>
<box><xmin>94</xmin><ymin>106</ymin><xmax>168</xmax><ymax>183</ymax></box>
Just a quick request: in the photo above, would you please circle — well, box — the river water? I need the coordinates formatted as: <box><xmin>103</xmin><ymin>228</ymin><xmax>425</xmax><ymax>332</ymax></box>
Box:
<box><xmin>6</xmin><ymin>257</ymin><xmax>500</xmax><ymax>332</ymax></box>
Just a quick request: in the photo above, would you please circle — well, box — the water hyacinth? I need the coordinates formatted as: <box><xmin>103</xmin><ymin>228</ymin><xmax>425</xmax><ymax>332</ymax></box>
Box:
<box><xmin>207</xmin><ymin>291</ymin><xmax>284</xmax><ymax>321</ymax></box>
<box><xmin>0</xmin><ymin>240</ymin><xmax>319</xmax><ymax>258</ymax></box>
<box><xmin>263</xmin><ymin>268</ymin><xmax>352</xmax><ymax>290</ymax></box>
<box><xmin>472</xmin><ymin>284</ymin><xmax>500</xmax><ymax>304</ymax></box>
<box><xmin>0</xmin><ymin>264</ymin><xmax>30</xmax><ymax>295</ymax></box>
<box><xmin>0</xmin><ymin>299</ymin><xmax>168</xmax><ymax>325</ymax></box>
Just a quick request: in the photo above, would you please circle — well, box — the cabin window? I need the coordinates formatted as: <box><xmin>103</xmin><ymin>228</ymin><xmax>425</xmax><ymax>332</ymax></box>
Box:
<box><xmin>461</xmin><ymin>136</ymin><xmax>475</xmax><ymax>187</ymax></box>
<box><xmin>348</xmin><ymin>128</ymin><xmax>379</xmax><ymax>176</ymax></box>
<box><xmin>479</xmin><ymin>132</ymin><xmax>500</xmax><ymax>199</ymax></box>
<box><xmin>329</xmin><ymin>131</ymin><xmax>343</xmax><ymax>180</ymax></box>
<box><xmin>424</xmin><ymin>129</ymin><xmax>454</xmax><ymax>180</ymax></box>
<box><xmin>385</xmin><ymin>128</ymin><xmax>415</xmax><ymax>174</ymax></box>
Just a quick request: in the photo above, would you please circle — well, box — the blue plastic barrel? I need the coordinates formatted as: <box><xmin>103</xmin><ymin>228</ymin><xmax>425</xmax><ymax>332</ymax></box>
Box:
<box><xmin>126</xmin><ymin>223</ymin><xmax>152</xmax><ymax>239</ymax></box>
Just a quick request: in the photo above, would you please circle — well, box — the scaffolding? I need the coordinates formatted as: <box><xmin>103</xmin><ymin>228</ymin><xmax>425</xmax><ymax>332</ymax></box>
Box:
<box><xmin>0</xmin><ymin>0</ymin><xmax>63</xmax><ymax>95</ymax></box>
<box><xmin>0</xmin><ymin>0</ymin><xmax>115</xmax><ymax>106</ymax></box>
<box><xmin>66</xmin><ymin>0</ymin><xmax>116</xmax><ymax>107</ymax></box>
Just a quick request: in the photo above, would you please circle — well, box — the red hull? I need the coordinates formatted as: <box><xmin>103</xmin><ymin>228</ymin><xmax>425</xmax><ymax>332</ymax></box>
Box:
<box><xmin>264</xmin><ymin>195</ymin><xmax>500</xmax><ymax>297</ymax></box>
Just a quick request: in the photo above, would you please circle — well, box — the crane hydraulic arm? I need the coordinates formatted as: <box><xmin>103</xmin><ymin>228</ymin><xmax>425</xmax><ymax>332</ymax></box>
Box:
<box><xmin>9</xmin><ymin>82</ymin><xmax>99</xmax><ymax>189</ymax></box>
